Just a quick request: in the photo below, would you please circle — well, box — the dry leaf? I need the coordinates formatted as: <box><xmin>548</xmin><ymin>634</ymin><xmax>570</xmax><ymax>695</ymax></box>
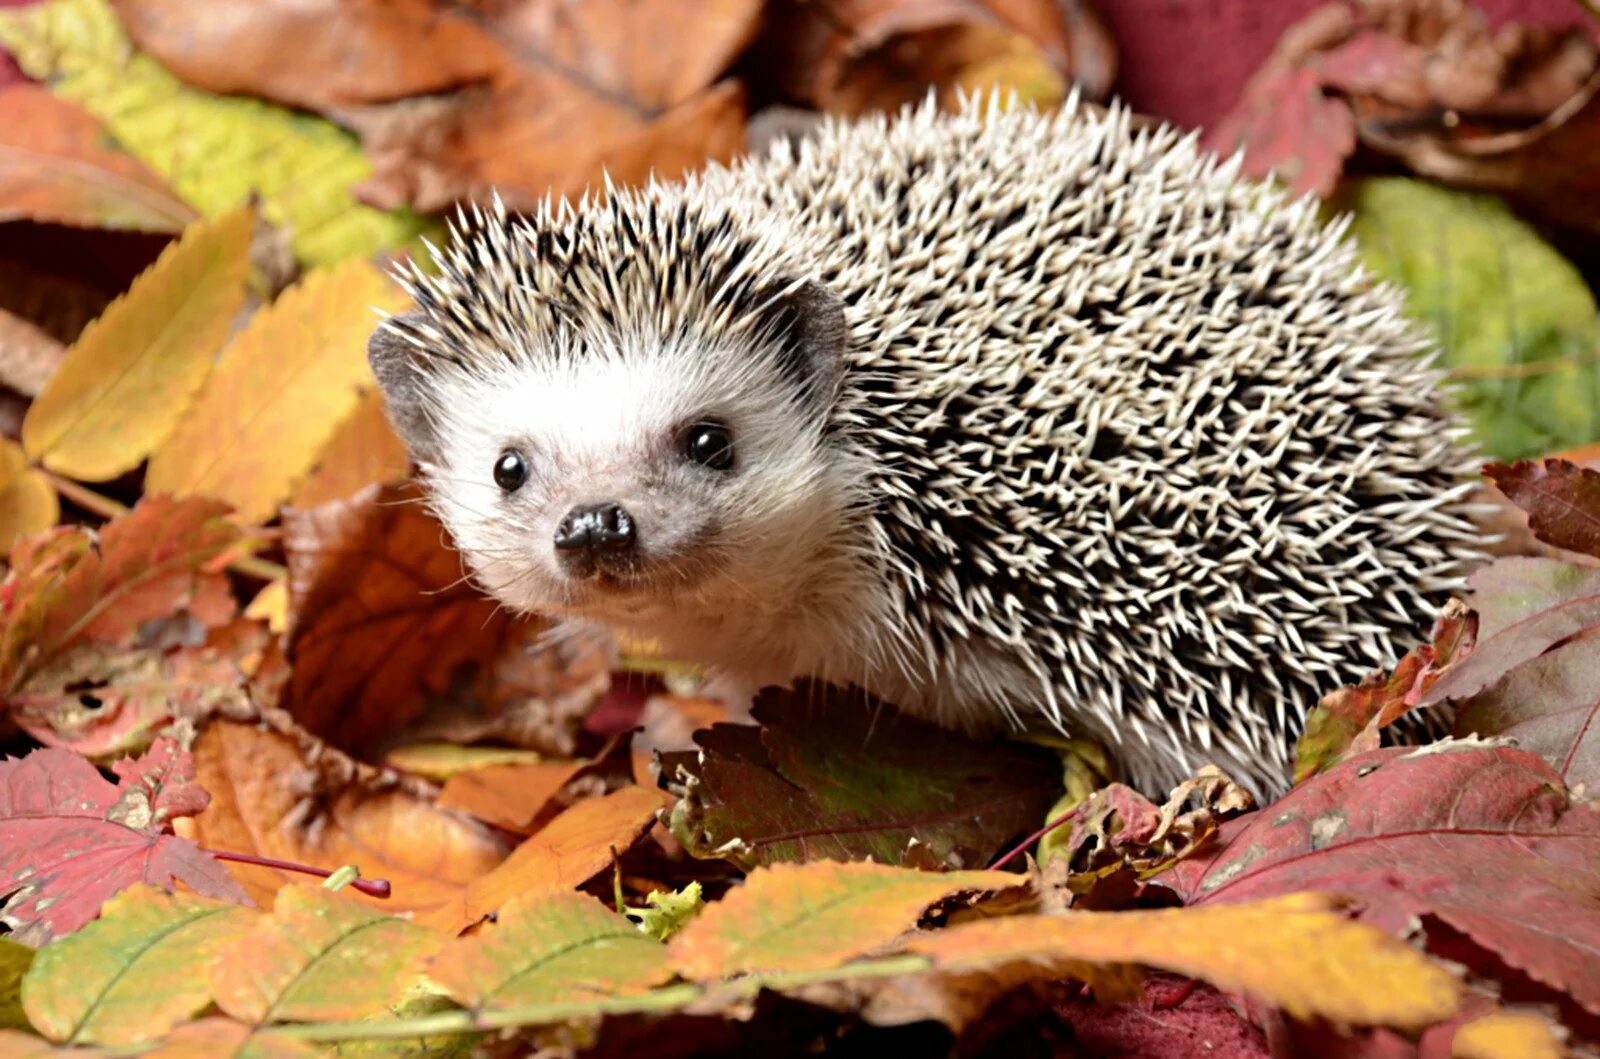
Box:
<box><xmin>182</xmin><ymin>720</ymin><xmax>506</xmax><ymax>923</ymax></box>
<box><xmin>20</xmin><ymin>207</ymin><xmax>253</xmax><ymax>481</ymax></box>
<box><xmin>0</xmin><ymin>83</ymin><xmax>193</xmax><ymax>232</ymax></box>
<box><xmin>287</xmin><ymin>389</ymin><xmax>411</xmax><ymax>509</ymax></box>
<box><xmin>436</xmin><ymin>760</ymin><xmax>587</xmax><ymax>834</ymax></box>
<box><xmin>144</xmin><ymin>260</ymin><xmax>408</xmax><ymax>525</ymax></box>
<box><xmin>0</xmin><ymin>306</ymin><xmax>66</xmax><ymax>398</ymax></box>
<box><xmin>0</xmin><ymin>439</ymin><xmax>57</xmax><ymax>553</ymax></box>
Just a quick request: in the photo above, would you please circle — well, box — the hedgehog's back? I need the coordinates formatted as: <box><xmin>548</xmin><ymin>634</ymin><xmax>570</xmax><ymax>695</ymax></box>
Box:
<box><xmin>737</xmin><ymin>98</ymin><xmax>1483</xmax><ymax>794</ymax></box>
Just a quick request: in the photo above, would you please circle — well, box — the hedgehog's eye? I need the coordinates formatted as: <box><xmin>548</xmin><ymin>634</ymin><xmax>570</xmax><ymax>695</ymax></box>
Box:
<box><xmin>493</xmin><ymin>449</ymin><xmax>527</xmax><ymax>492</ymax></box>
<box><xmin>684</xmin><ymin>423</ymin><xmax>735</xmax><ymax>472</ymax></box>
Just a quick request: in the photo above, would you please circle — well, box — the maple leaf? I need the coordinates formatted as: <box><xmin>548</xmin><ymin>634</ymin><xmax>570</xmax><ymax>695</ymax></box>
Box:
<box><xmin>665</xmin><ymin>682</ymin><xmax>1061</xmax><ymax>871</ymax></box>
<box><xmin>1162</xmin><ymin>740</ymin><xmax>1600</xmax><ymax>1018</ymax></box>
<box><xmin>0</xmin><ymin>739</ymin><xmax>251</xmax><ymax>944</ymax></box>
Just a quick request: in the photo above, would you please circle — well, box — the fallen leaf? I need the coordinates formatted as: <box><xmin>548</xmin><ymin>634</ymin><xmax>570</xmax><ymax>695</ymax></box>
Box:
<box><xmin>1340</xmin><ymin>177</ymin><xmax>1600</xmax><ymax>461</ymax></box>
<box><xmin>0</xmin><ymin>439</ymin><xmax>57</xmax><ymax>553</ymax></box>
<box><xmin>457</xmin><ymin>785</ymin><xmax>663</xmax><ymax>932</ymax></box>
<box><xmin>287</xmin><ymin>389</ymin><xmax>411</xmax><ymax>509</ymax></box>
<box><xmin>210</xmin><ymin>885</ymin><xmax>439</xmax><ymax>1024</ymax></box>
<box><xmin>182</xmin><ymin>720</ymin><xmax>505</xmax><ymax>922</ymax></box>
<box><xmin>145</xmin><ymin>260</ymin><xmax>408</xmax><ymax>524</ymax></box>
<box><xmin>139</xmin><ymin>1018</ymin><xmax>323</xmax><ymax>1059</ymax></box>
<box><xmin>668</xmin><ymin>860</ymin><xmax>1026</xmax><ymax>979</ymax></box>
<box><xmin>337</xmin><ymin>0</ymin><xmax>762</xmax><ymax>212</ymax></box>
<box><xmin>907</xmin><ymin>893</ymin><xmax>1458</xmax><ymax>1031</ymax></box>
<box><xmin>0</xmin><ymin>496</ymin><xmax>240</xmax><ymax>696</ymax></box>
<box><xmin>280</xmin><ymin>484</ymin><xmax>603</xmax><ymax>754</ymax></box>
<box><xmin>19</xmin><ymin>207</ymin><xmax>252</xmax><ymax>480</ymax></box>
<box><xmin>1294</xmin><ymin>599</ymin><xmax>1476</xmax><ymax>783</ymax></box>
<box><xmin>430</xmin><ymin>891</ymin><xmax>671</xmax><ymax>1011</ymax></box>
<box><xmin>0</xmin><ymin>939</ymin><xmax>31</xmax><ymax>1031</ymax></box>
<box><xmin>0</xmin><ymin>0</ymin><xmax>426</xmax><ymax>264</ymax></box>
<box><xmin>1450</xmin><ymin>1010</ymin><xmax>1566</xmax><ymax>1059</ymax></box>
<box><xmin>665</xmin><ymin>683</ymin><xmax>1061</xmax><ymax>870</ymax></box>
<box><xmin>20</xmin><ymin>886</ymin><xmax>254</xmax><ymax>1046</ymax></box>
<box><xmin>436</xmin><ymin>760</ymin><xmax>586</xmax><ymax>834</ymax></box>
<box><xmin>1485</xmin><ymin>459</ymin><xmax>1600</xmax><ymax>560</ymax></box>
<box><xmin>111</xmin><ymin>0</ymin><xmax>505</xmax><ymax>110</ymax></box>
<box><xmin>757</xmin><ymin>0</ymin><xmax>1110</xmax><ymax>115</ymax></box>
<box><xmin>0</xmin><ymin>739</ymin><xmax>250</xmax><ymax>945</ymax></box>
<box><xmin>1163</xmin><ymin>740</ymin><xmax>1600</xmax><ymax>1017</ymax></box>
<box><xmin>382</xmin><ymin>743</ymin><xmax>552</xmax><ymax>782</ymax></box>
<box><xmin>0</xmin><ymin>84</ymin><xmax>193</xmax><ymax>232</ymax></box>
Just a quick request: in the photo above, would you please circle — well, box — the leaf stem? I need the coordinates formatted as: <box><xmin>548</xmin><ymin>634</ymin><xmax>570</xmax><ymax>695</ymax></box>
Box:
<box><xmin>989</xmin><ymin>804</ymin><xmax>1083</xmax><ymax>871</ymax></box>
<box><xmin>206</xmin><ymin>848</ymin><xmax>391</xmax><ymax>898</ymax></box>
<box><xmin>41</xmin><ymin>471</ymin><xmax>289</xmax><ymax>581</ymax></box>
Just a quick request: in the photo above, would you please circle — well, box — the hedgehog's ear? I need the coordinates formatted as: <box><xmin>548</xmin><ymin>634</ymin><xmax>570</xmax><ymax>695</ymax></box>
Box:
<box><xmin>769</xmin><ymin>279</ymin><xmax>848</xmax><ymax>411</ymax></box>
<box><xmin>367</xmin><ymin>312</ymin><xmax>440</xmax><ymax>464</ymax></box>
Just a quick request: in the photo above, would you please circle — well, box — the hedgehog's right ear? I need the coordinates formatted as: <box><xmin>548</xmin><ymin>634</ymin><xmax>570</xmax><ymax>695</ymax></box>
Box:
<box><xmin>769</xmin><ymin>279</ymin><xmax>848</xmax><ymax>411</ymax></box>
<box><xmin>367</xmin><ymin>312</ymin><xmax>440</xmax><ymax>464</ymax></box>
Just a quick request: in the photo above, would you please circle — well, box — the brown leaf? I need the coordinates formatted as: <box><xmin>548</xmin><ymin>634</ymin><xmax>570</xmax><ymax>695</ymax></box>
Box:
<box><xmin>1485</xmin><ymin>458</ymin><xmax>1600</xmax><ymax>560</ymax></box>
<box><xmin>0</xmin><ymin>84</ymin><xmax>193</xmax><ymax>232</ymax></box>
<box><xmin>436</xmin><ymin>759</ymin><xmax>587</xmax><ymax>834</ymax></box>
<box><xmin>111</xmin><ymin>0</ymin><xmax>506</xmax><ymax>109</ymax></box>
<box><xmin>0</xmin><ymin>306</ymin><xmax>65</xmax><ymax>398</ymax></box>
<box><xmin>757</xmin><ymin>0</ymin><xmax>1112</xmax><ymax>115</ymax></box>
<box><xmin>182</xmin><ymin>719</ymin><xmax>507</xmax><ymax>923</ymax></box>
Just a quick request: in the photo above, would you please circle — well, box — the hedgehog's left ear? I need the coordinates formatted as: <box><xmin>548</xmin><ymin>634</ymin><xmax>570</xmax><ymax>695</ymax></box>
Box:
<box><xmin>769</xmin><ymin>279</ymin><xmax>848</xmax><ymax>411</ymax></box>
<box><xmin>367</xmin><ymin>312</ymin><xmax>441</xmax><ymax>464</ymax></box>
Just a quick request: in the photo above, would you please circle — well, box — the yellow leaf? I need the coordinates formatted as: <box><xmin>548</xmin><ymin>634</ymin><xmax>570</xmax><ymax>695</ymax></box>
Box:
<box><xmin>906</xmin><ymin>892</ymin><xmax>1460</xmax><ymax>1031</ymax></box>
<box><xmin>0</xmin><ymin>439</ymin><xmax>58</xmax><ymax>552</ymax></box>
<box><xmin>1452</xmin><ymin>1010</ymin><xmax>1566</xmax><ymax>1059</ymax></box>
<box><xmin>145</xmin><ymin>260</ymin><xmax>407</xmax><ymax>525</ymax></box>
<box><xmin>289</xmin><ymin>388</ymin><xmax>411</xmax><ymax>509</ymax></box>
<box><xmin>242</xmin><ymin>579</ymin><xmax>288</xmax><ymax>634</ymax></box>
<box><xmin>20</xmin><ymin>207</ymin><xmax>252</xmax><ymax>481</ymax></box>
<box><xmin>0</xmin><ymin>0</ymin><xmax>425</xmax><ymax>265</ymax></box>
<box><xmin>667</xmin><ymin>861</ymin><xmax>1028</xmax><ymax>980</ymax></box>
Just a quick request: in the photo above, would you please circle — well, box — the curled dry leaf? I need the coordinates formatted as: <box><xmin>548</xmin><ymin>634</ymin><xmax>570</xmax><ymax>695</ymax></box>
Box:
<box><xmin>0</xmin><ymin>83</ymin><xmax>193</xmax><ymax>232</ymax></box>
<box><xmin>757</xmin><ymin>0</ymin><xmax>1113</xmax><ymax>115</ymax></box>
<box><xmin>665</xmin><ymin>682</ymin><xmax>1061</xmax><ymax>871</ymax></box>
<box><xmin>1163</xmin><ymin>740</ymin><xmax>1600</xmax><ymax>1018</ymax></box>
<box><xmin>280</xmin><ymin>483</ymin><xmax>606</xmax><ymax>754</ymax></box>
<box><xmin>429</xmin><ymin>891</ymin><xmax>671</xmax><ymax>1012</ymax></box>
<box><xmin>19</xmin><ymin>207</ymin><xmax>253</xmax><ymax>481</ymax></box>
<box><xmin>20</xmin><ymin>886</ymin><xmax>254</xmax><ymax>1046</ymax></box>
<box><xmin>110</xmin><ymin>0</ymin><xmax>505</xmax><ymax>110</ymax></box>
<box><xmin>180</xmin><ymin>719</ymin><xmax>506</xmax><ymax>923</ymax></box>
<box><xmin>144</xmin><ymin>260</ymin><xmax>409</xmax><ymax>525</ymax></box>
<box><xmin>210</xmin><ymin>886</ymin><xmax>438</xmax><ymax>1025</ymax></box>
<box><xmin>667</xmin><ymin>860</ymin><xmax>1026</xmax><ymax>979</ymax></box>
<box><xmin>330</xmin><ymin>0</ymin><xmax>762</xmax><ymax>212</ymax></box>
<box><xmin>0</xmin><ymin>438</ymin><xmax>57</xmax><ymax>555</ymax></box>
<box><xmin>0</xmin><ymin>740</ymin><xmax>250</xmax><ymax>945</ymax></box>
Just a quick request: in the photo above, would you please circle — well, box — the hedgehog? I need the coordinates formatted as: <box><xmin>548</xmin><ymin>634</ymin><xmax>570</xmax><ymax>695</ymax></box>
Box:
<box><xmin>367</xmin><ymin>94</ymin><xmax>1483</xmax><ymax>798</ymax></box>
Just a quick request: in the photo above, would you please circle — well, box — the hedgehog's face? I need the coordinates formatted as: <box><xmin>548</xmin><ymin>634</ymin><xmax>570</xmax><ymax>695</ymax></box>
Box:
<box><xmin>369</xmin><ymin>279</ymin><xmax>859</xmax><ymax>631</ymax></box>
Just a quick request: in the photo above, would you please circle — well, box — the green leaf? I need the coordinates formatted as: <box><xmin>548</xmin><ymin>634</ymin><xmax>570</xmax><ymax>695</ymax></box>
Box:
<box><xmin>0</xmin><ymin>938</ymin><xmax>33</xmax><ymax>1032</ymax></box>
<box><xmin>429</xmin><ymin>892</ymin><xmax>672</xmax><ymax>1012</ymax></box>
<box><xmin>20</xmin><ymin>885</ymin><xmax>255</xmax><ymax>1046</ymax></box>
<box><xmin>0</xmin><ymin>0</ymin><xmax>425</xmax><ymax>265</ymax></box>
<box><xmin>625</xmin><ymin>882</ymin><xmax>704</xmax><ymax>942</ymax></box>
<box><xmin>1339</xmin><ymin>177</ymin><xmax>1600</xmax><ymax>460</ymax></box>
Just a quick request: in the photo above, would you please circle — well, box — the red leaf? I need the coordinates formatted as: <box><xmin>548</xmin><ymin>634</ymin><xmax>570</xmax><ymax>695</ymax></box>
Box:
<box><xmin>1485</xmin><ymin>458</ymin><xmax>1600</xmax><ymax>560</ymax></box>
<box><xmin>0</xmin><ymin>738</ymin><xmax>251</xmax><ymax>944</ymax></box>
<box><xmin>1162</xmin><ymin>741</ymin><xmax>1600</xmax><ymax>1016</ymax></box>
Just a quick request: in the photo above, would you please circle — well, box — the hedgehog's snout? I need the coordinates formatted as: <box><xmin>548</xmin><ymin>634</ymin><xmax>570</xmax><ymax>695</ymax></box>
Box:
<box><xmin>553</xmin><ymin>501</ymin><xmax>638</xmax><ymax>577</ymax></box>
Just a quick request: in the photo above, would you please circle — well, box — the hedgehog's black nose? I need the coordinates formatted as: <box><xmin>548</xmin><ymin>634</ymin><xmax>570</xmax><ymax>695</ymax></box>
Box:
<box><xmin>554</xmin><ymin>502</ymin><xmax>636</xmax><ymax>561</ymax></box>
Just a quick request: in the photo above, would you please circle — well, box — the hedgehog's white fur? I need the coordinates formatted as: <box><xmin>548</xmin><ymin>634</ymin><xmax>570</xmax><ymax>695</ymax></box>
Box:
<box><xmin>372</xmin><ymin>94</ymin><xmax>1484</xmax><ymax>797</ymax></box>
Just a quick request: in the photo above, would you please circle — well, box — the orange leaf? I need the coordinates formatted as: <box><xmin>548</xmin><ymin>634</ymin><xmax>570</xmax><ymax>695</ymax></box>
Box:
<box><xmin>454</xmin><ymin>785</ymin><xmax>663</xmax><ymax>933</ymax></box>
<box><xmin>437</xmin><ymin>760</ymin><xmax>587</xmax><ymax>834</ymax></box>
<box><xmin>210</xmin><ymin>886</ymin><xmax>439</xmax><ymax>1024</ymax></box>
<box><xmin>20</xmin><ymin>207</ymin><xmax>253</xmax><ymax>481</ymax></box>
<box><xmin>140</xmin><ymin>1018</ymin><xmax>322</xmax><ymax>1059</ymax></box>
<box><xmin>144</xmin><ymin>260</ymin><xmax>408</xmax><ymax>525</ymax></box>
<box><xmin>905</xmin><ymin>893</ymin><xmax>1460</xmax><ymax>1031</ymax></box>
<box><xmin>287</xmin><ymin>389</ymin><xmax>410</xmax><ymax>509</ymax></box>
<box><xmin>667</xmin><ymin>861</ymin><xmax>1027</xmax><ymax>980</ymax></box>
<box><xmin>181</xmin><ymin>720</ymin><xmax>506</xmax><ymax>924</ymax></box>
<box><xmin>0</xmin><ymin>84</ymin><xmax>193</xmax><ymax>232</ymax></box>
